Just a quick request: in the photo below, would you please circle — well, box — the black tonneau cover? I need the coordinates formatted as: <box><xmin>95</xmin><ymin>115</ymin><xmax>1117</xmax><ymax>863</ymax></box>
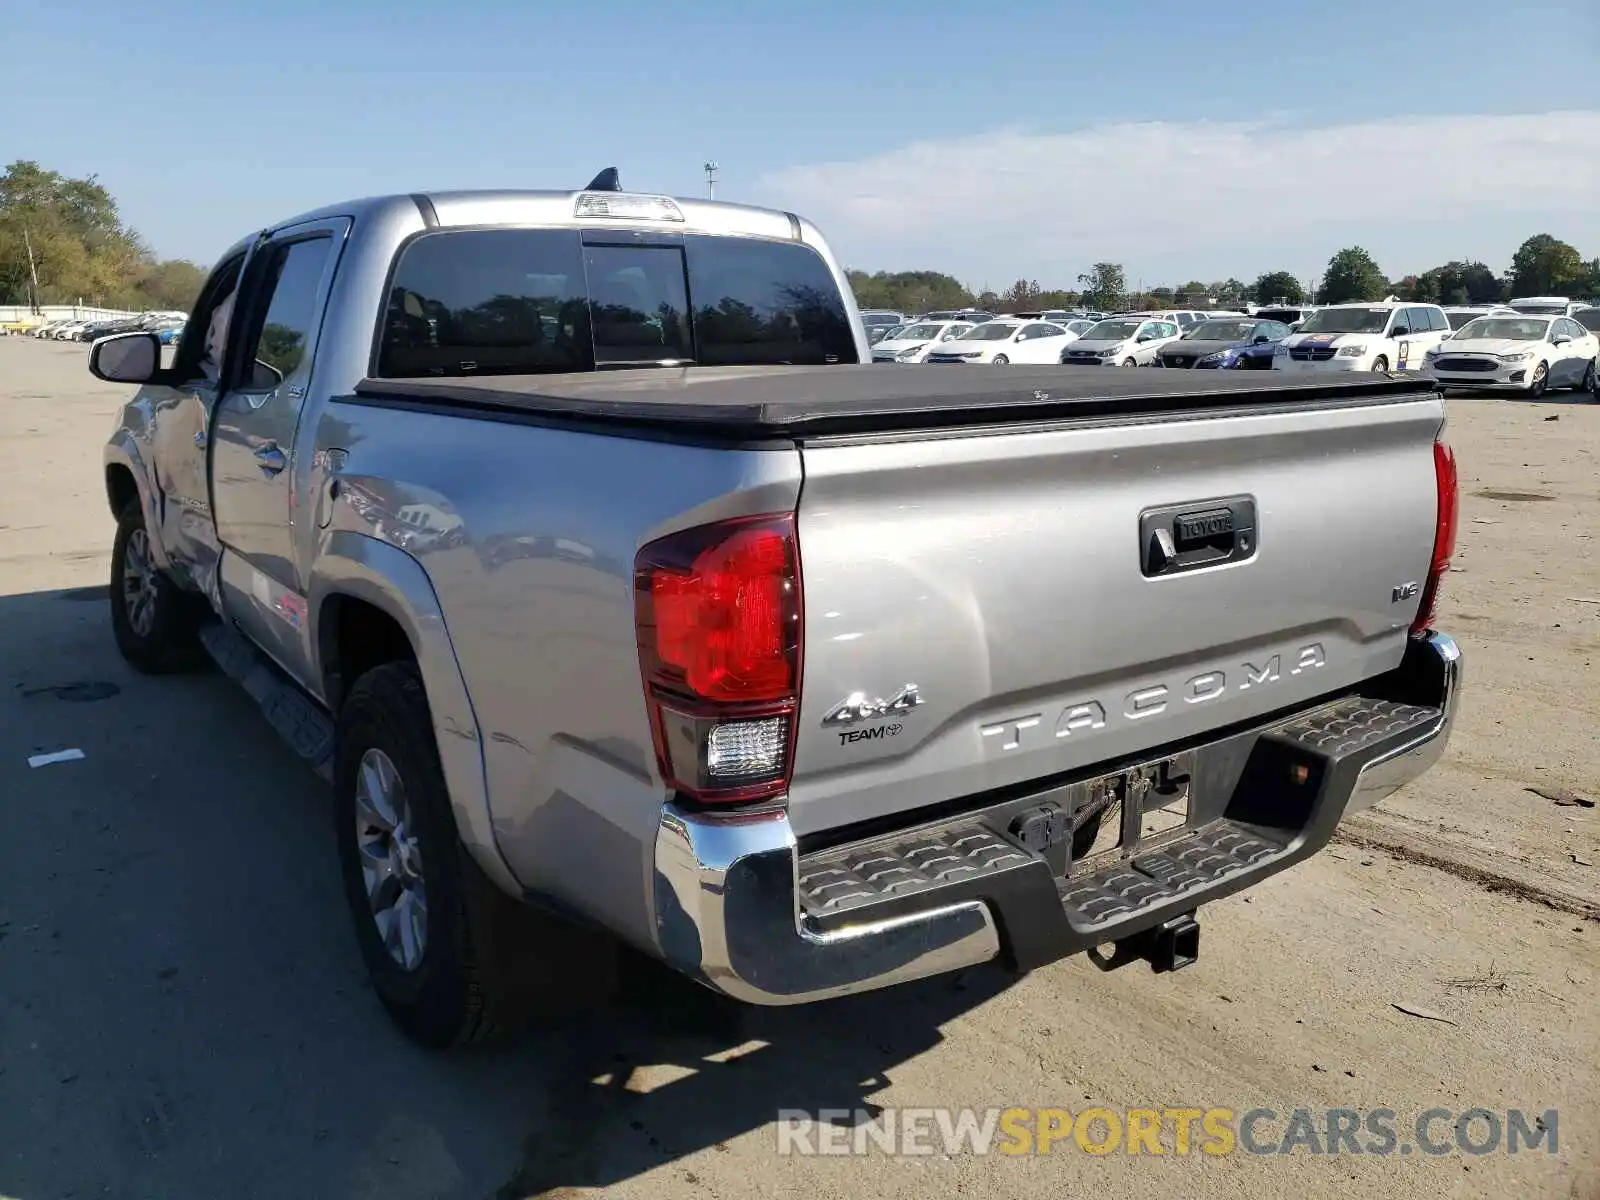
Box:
<box><xmin>348</xmin><ymin>365</ymin><xmax>1438</xmax><ymax>440</ymax></box>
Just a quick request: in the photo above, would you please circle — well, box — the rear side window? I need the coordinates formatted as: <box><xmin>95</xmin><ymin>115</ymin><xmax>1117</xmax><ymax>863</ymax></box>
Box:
<box><xmin>685</xmin><ymin>235</ymin><xmax>854</xmax><ymax>366</ymax></box>
<box><xmin>380</xmin><ymin>230</ymin><xmax>591</xmax><ymax>377</ymax></box>
<box><xmin>377</xmin><ymin>229</ymin><xmax>855</xmax><ymax>377</ymax></box>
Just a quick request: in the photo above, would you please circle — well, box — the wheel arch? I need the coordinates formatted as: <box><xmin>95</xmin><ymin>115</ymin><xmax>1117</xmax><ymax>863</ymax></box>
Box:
<box><xmin>310</xmin><ymin>531</ymin><xmax>520</xmax><ymax>895</ymax></box>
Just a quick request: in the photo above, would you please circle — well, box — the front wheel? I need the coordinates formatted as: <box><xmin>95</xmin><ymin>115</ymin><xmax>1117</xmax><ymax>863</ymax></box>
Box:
<box><xmin>1578</xmin><ymin>359</ymin><xmax>1595</xmax><ymax>393</ymax></box>
<box><xmin>109</xmin><ymin>501</ymin><xmax>207</xmax><ymax>674</ymax></box>
<box><xmin>991</xmin><ymin>354</ymin><xmax>1009</xmax><ymax>365</ymax></box>
<box><xmin>1527</xmin><ymin>362</ymin><xmax>1548</xmax><ymax>398</ymax></box>
<box><xmin>1121</xmin><ymin>357</ymin><xmax>1137</xmax><ymax>368</ymax></box>
<box><xmin>1371</xmin><ymin>356</ymin><xmax>1389</xmax><ymax>372</ymax></box>
<box><xmin>335</xmin><ymin>662</ymin><xmax>616</xmax><ymax>1048</ymax></box>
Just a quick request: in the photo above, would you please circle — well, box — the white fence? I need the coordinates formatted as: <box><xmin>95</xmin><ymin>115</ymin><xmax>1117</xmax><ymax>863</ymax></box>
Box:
<box><xmin>1</xmin><ymin>304</ymin><xmax>141</xmax><ymax>325</ymax></box>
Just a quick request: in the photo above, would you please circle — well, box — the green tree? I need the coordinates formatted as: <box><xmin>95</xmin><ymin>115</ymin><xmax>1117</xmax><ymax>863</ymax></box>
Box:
<box><xmin>1175</xmin><ymin>280</ymin><xmax>1208</xmax><ymax>304</ymax></box>
<box><xmin>1077</xmin><ymin>262</ymin><xmax>1126</xmax><ymax>311</ymax></box>
<box><xmin>999</xmin><ymin>278</ymin><xmax>1043</xmax><ymax>310</ymax></box>
<box><xmin>1319</xmin><ymin>247</ymin><xmax>1388</xmax><ymax>304</ymax></box>
<box><xmin>1506</xmin><ymin>234</ymin><xmax>1586</xmax><ymax>297</ymax></box>
<box><xmin>0</xmin><ymin>159</ymin><xmax>204</xmax><ymax>309</ymax></box>
<box><xmin>1252</xmin><ymin>271</ymin><xmax>1304</xmax><ymax>305</ymax></box>
<box><xmin>1211</xmin><ymin>278</ymin><xmax>1247</xmax><ymax>303</ymax></box>
<box><xmin>845</xmin><ymin>269</ymin><xmax>973</xmax><ymax>316</ymax></box>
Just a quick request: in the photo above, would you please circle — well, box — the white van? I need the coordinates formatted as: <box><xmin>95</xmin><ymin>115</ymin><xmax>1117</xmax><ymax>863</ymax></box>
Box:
<box><xmin>1273</xmin><ymin>302</ymin><xmax>1450</xmax><ymax>373</ymax></box>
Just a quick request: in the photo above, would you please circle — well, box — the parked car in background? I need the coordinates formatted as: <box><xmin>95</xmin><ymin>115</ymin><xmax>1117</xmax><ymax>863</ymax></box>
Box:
<box><xmin>1060</xmin><ymin>317</ymin><xmax>1183</xmax><ymax>366</ymax></box>
<box><xmin>1424</xmin><ymin>314</ymin><xmax>1598</xmax><ymax>397</ymax></box>
<box><xmin>1157</xmin><ymin>318</ymin><xmax>1291</xmax><ymax>370</ymax></box>
<box><xmin>860</xmin><ymin>310</ymin><xmax>907</xmax><ymax>344</ymax></box>
<box><xmin>924</xmin><ymin>319</ymin><xmax>1077</xmax><ymax>364</ymax></box>
<box><xmin>1122</xmin><ymin>309</ymin><xmax>1210</xmax><ymax>329</ymax></box>
<box><xmin>919</xmin><ymin>309</ymin><xmax>995</xmax><ymax>324</ymax></box>
<box><xmin>1569</xmin><ymin>306</ymin><xmax>1600</xmax><ymax>334</ymax></box>
<box><xmin>1275</xmin><ymin>302</ymin><xmax>1449</xmax><ymax>373</ymax></box>
<box><xmin>1441</xmin><ymin>305</ymin><xmax>1518</xmax><ymax>331</ymax></box>
<box><xmin>1506</xmin><ymin>296</ymin><xmax>1588</xmax><ymax>318</ymax></box>
<box><xmin>1252</xmin><ymin>306</ymin><xmax>1316</xmax><ymax>331</ymax></box>
<box><xmin>872</xmin><ymin>319</ymin><xmax>978</xmax><ymax>363</ymax></box>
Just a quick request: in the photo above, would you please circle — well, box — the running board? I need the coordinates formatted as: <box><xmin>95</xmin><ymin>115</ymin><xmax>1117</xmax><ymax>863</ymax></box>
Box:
<box><xmin>198</xmin><ymin>622</ymin><xmax>336</xmax><ymax>783</ymax></box>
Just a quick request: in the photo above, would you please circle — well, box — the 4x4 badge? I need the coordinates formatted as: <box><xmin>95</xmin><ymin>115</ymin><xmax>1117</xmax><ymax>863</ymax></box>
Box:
<box><xmin>821</xmin><ymin>684</ymin><xmax>924</xmax><ymax>727</ymax></box>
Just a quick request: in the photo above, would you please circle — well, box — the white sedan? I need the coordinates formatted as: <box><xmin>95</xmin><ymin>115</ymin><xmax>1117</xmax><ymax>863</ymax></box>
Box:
<box><xmin>1058</xmin><ymin>317</ymin><xmax>1184</xmax><ymax>366</ymax></box>
<box><xmin>1425</xmin><ymin>314</ymin><xmax>1598</xmax><ymax>396</ymax></box>
<box><xmin>871</xmin><ymin>319</ymin><xmax>978</xmax><ymax>363</ymax></box>
<box><xmin>923</xmin><ymin>320</ymin><xmax>1077</xmax><ymax>365</ymax></box>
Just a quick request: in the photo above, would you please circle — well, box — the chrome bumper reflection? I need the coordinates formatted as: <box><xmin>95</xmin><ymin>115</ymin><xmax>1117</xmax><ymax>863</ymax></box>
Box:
<box><xmin>652</xmin><ymin>807</ymin><xmax>1000</xmax><ymax>1005</ymax></box>
<box><xmin>1345</xmin><ymin>630</ymin><xmax>1463</xmax><ymax>814</ymax></box>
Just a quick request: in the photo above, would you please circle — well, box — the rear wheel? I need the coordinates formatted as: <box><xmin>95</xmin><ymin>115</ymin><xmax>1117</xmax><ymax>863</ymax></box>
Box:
<box><xmin>109</xmin><ymin>501</ymin><xmax>207</xmax><ymax>674</ymax></box>
<box><xmin>1527</xmin><ymin>362</ymin><xmax>1548</xmax><ymax>398</ymax></box>
<box><xmin>1371</xmin><ymin>356</ymin><xmax>1389</xmax><ymax>372</ymax></box>
<box><xmin>335</xmin><ymin>662</ymin><xmax>616</xmax><ymax>1048</ymax></box>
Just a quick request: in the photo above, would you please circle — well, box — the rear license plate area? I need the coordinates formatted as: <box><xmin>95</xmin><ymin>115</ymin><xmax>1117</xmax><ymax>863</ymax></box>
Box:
<box><xmin>1008</xmin><ymin>752</ymin><xmax>1194</xmax><ymax>879</ymax></box>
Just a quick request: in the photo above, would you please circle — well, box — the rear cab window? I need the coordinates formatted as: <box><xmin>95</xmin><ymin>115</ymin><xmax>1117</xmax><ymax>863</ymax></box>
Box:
<box><xmin>376</xmin><ymin>228</ymin><xmax>857</xmax><ymax>377</ymax></box>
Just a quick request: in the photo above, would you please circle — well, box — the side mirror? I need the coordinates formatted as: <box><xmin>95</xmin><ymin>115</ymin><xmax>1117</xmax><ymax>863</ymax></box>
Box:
<box><xmin>88</xmin><ymin>332</ymin><xmax>161</xmax><ymax>383</ymax></box>
<box><xmin>1253</xmin><ymin>336</ymin><xmax>1270</xmax><ymax>344</ymax></box>
<box><xmin>1553</xmin><ymin>335</ymin><xmax>1572</xmax><ymax>346</ymax></box>
<box><xmin>1391</xmin><ymin>326</ymin><xmax>1410</xmax><ymax>338</ymax></box>
<box><xmin>1439</xmin><ymin>332</ymin><xmax>1452</xmax><ymax>340</ymax></box>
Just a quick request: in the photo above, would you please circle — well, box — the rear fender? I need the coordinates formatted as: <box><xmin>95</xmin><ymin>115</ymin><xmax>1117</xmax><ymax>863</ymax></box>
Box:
<box><xmin>308</xmin><ymin>530</ymin><xmax>519</xmax><ymax>896</ymax></box>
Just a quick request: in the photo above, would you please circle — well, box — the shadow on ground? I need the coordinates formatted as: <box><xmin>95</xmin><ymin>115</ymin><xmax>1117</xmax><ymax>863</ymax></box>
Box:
<box><xmin>0</xmin><ymin>583</ymin><xmax>1012</xmax><ymax>1200</ymax></box>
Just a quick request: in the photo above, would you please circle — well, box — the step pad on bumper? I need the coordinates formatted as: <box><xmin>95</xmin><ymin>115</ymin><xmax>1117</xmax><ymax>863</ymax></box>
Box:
<box><xmin>795</xmin><ymin>696</ymin><xmax>1444</xmax><ymax>952</ymax></box>
<box><xmin>1061</xmin><ymin>822</ymin><xmax>1280</xmax><ymax>928</ymax></box>
<box><xmin>799</xmin><ymin>825</ymin><xmax>1031</xmax><ymax>917</ymax></box>
<box><xmin>1267</xmin><ymin>696</ymin><xmax>1439</xmax><ymax>758</ymax></box>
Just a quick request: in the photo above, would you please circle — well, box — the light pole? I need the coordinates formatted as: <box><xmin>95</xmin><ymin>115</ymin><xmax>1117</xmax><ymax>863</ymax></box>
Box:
<box><xmin>703</xmin><ymin>161</ymin><xmax>719</xmax><ymax>200</ymax></box>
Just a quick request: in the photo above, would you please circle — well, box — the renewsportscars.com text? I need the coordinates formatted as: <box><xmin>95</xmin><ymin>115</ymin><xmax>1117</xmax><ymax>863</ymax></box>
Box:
<box><xmin>775</xmin><ymin>1106</ymin><xmax>1558</xmax><ymax>1158</ymax></box>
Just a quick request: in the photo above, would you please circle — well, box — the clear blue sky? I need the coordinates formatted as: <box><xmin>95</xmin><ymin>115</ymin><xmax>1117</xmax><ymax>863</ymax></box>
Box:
<box><xmin>6</xmin><ymin>0</ymin><xmax>1598</xmax><ymax>287</ymax></box>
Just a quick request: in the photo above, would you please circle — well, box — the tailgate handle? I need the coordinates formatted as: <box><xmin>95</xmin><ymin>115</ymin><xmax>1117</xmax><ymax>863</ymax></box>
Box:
<box><xmin>1140</xmin><ymin>497</ymin><xmax>1256</xmax><ymax>578</ymax></box>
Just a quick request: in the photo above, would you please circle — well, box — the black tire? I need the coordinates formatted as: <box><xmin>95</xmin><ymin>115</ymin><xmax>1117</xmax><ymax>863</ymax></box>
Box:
<box><xmin>1578</xmin><ymin>359</ymin><xmax>1595</xmax><ymax>393</ymax></box>
<box><xmin>1121</xmin><ymin>357</ymin><xmax>1137</xmax><ymax>368</ymax></box>
<box><xmin>991</xmin><ymin>353</ymin><xmax>1009</xmax><ymax>365</ymax></box>
<box><xmin>109</xmin><ymin>500</ymin><xmax>207</xmax><ymax>674</ymax></box>
<box><xmin>335</xmin><ymin>662</ymin><xmax>615</xmax><ymax>1048</ymax></box>
<box><xmin>1527</xmin><ymin>362</ymin><xmax>1548</xmax><ymax>398</ymax></box>
<box><xmin>1371</xmin><ymin>356</ymin><xmax>1389</xmax><ymax>372</ymax></box>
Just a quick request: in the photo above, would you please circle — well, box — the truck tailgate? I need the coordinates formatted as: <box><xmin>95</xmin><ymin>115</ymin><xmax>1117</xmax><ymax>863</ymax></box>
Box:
<box><xmin>787</xmin><ymin>394</ymin><xmax>1445</xmax><ymax>837</ymax></box>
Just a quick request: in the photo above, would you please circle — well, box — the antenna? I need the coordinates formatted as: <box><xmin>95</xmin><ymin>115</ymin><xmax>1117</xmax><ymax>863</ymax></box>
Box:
<box><xmin>585</xmin><ymin>167</ymin><xmax>622</xmax><ymax>192</ymax></box>
<box><xmin>703</xmin><ymin>161</ymin><xmax>719</xmax><ymax>200</ymax></box>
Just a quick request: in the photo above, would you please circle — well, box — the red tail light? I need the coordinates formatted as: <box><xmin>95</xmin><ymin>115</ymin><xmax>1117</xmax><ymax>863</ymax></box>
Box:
<box><xmin>1410</xmin><ymin>434</ymin><xmax>1459</xmax><ymax>636</ymax></box>
<box><xmin>634</xmin><ymin>514</ymin><xmax>802</xmax><ymax>805</ymax></box>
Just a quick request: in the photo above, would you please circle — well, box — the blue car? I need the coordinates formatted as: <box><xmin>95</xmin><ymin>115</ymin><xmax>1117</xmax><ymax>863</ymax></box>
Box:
<box><xmin>1156</xmin><ymin>317</ymin><xmax>1292</xmax><ymax>369</ymax></box>
<box><xmin>155</xmin><ymin>322</ymin><xmax>185</xmax><ymax>345</ymax></box>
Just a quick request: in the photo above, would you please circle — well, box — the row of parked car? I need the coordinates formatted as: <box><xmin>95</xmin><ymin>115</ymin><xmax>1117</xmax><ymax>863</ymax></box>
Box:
<box><xmin>860</xmin><ymin>296</ymin><xmax>1600</xmax><ymax>396</ymax></box>
<box><xmin>19</xmin><ymin>312</ymin><xmax>187</xmax><ymax>345</ymax></box>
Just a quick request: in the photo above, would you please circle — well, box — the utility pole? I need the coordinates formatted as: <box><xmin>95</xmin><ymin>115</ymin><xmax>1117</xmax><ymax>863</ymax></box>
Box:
<box><xmin>23</xmin><ymin>226</ymin><xmax>42</xmax><ymax>312</ymax></box>
<box><xmin>703</xmin><ymin>161</ymin><xmax>719</xmax><ymax>200</ymax></box>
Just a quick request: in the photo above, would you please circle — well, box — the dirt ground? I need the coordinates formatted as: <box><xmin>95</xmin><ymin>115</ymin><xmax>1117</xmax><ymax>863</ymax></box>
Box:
<box><xmin>0</xmin><ymin>335</ymin><xmax>1595</xmax><ymax>1200</ymax></box>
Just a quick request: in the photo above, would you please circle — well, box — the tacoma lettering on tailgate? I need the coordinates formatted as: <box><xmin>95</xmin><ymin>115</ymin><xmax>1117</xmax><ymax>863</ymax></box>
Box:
<box><xmin>980</xmin><ymin>642</ymin><xmax>1326</xmax><ymax>753</ymax></box>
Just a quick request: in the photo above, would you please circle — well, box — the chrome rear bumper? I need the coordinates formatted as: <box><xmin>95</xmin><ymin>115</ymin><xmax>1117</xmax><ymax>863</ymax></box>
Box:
<box><xmin>650</xmin><ymin>631</ymin><xmax>1461</xmax><ymax>1005</ymax></box>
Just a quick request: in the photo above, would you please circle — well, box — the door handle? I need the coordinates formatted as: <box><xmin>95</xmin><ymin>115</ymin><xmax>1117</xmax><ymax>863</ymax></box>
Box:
<box><xmin>254</xmin><ymin>443</ymin><xmax>287</xmax><ymax>476</ymax></box>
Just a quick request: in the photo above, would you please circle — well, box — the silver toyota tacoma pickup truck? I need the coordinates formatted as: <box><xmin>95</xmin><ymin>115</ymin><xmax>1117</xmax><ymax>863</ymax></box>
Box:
<box><xmin>89</xmin><ymin>172</ymin><xmax>1463</xmax><ymax>1049</ymax></box>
